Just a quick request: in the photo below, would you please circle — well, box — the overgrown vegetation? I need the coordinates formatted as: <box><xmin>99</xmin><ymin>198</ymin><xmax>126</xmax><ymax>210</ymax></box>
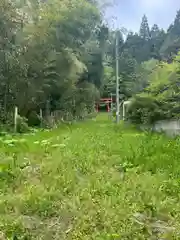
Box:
<box><xmin>2</xmin><ymin>0</ymin><xmax>180</xmax><ymax>128</ymax></box>
<box><xmin>1</xmin><ymin>1</ymin><xmax>180</xmax><ymax>239</ymax></box>
<box><xmin>0</xmin><ymin>115</ymin><xmax>179</xmax><ymax>239</ymax></box>
<box><xmin>127</xmin><ymin>54</ymin><xmax>180</xmax><ymax>124</ymax></box>
<box><xmin>0</xmin><ymin>0</ymin><xmax>106</xmax><ymax>126</ymax></box>
<box><xmin>104</xmin><ymin>10</ymin><xmax>180</xmax><ymax>122</ymax></box>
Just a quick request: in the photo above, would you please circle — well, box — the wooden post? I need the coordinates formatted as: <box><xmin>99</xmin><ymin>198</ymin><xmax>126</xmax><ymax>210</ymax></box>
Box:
<box><xmin>110</xmin><ymin>94</ymin><xmax>113</xmax><ymax>120</ymax></box>
<box><xmin>123</xmin><ymin>102</ymin><xmax>125</xmax><ymax>121</ymax></box>
<box><xmin>14</xmin><ymin>106</ymin><xmax>18</xmax><ymax>133</ymax></box>
<box><xmin>40</xmin><ymin>109</ymin><xmax>43</xmax><ymax>119</ymax></box>
<box><xmin>123</xmin><ymin>101</ymin><xmax>131</xmax><ymax>121</ymax></box>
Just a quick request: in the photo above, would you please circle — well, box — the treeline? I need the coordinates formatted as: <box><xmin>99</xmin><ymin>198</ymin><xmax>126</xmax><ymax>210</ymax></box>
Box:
<box><xmin>102</xmin><ymin>10</ymin><xmax>180</xmax><ymax>125</ymax></box>
<box><xmin>0</xmin><ymin>0</ymin><xmax>108</xmax><ymax>129</ymax></box>
<box><xmin>103</xmin><ymin>10</ymin><xmax>180</xmax><ymax>99</ymax></box>
<box><xmin>2</xmin><ymin>0</ymin><xmax>180</xmax><ymax>129</ymax></box>
<box><xmin>123</xmin><ymin>12</ymin><xmax>180</xmax><ymax>63</ymax></box>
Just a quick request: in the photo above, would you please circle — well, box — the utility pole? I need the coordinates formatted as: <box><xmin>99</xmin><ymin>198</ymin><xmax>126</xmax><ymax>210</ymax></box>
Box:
<box><xmin>116</xmin><ymin>31</ymin><xmax>120</xmax><ymax>123</ymax></box>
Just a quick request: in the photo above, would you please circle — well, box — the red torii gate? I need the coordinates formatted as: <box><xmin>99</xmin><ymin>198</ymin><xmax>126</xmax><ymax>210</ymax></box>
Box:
<box><xmin>96</xmin><ymin>98</ymin><xmax>112</xmax><ymax>112</ymax></box>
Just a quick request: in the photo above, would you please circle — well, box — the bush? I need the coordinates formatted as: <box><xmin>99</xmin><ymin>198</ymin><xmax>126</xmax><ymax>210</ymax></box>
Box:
<box><xmin>16</xmin><ymin>116</ymin><xmax>30</xmax><ymax>133</ymax></box>
<box><xmin>127</xmin><ymin>96</ymin><xmax>165</xmax><ymax>125</ymax></box>
<box><xmin>27</xmin><ymin>111</ymin><xmax>41</xmax><ymax>127</ymax></box>
<box><xmin>127</xmin><ymin>56</ymin><xmax>180</xmax><ymax>125</ymax></box>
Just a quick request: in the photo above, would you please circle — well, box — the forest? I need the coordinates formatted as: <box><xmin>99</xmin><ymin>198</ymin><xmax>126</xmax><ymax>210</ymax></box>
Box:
<box><xmin>1</xmin><ymin>0</ymin><xmax>180</xmax><ymax>130</ymax></box>
<box><xmin>1</xmin><ymin>1</ymin><xmax>180</xmax><ymax>239</ymax></box>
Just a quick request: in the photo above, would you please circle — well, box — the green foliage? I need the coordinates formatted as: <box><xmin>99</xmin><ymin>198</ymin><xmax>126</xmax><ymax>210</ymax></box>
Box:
<box><xmin>139</xmin><ymin>15</ymin><xmax>150</xmax><ymax>40</ymax></box>
<box><xmin>0</xmin><ymin>116</ymin><xmax>179</xmax><ymax>239</ymax></box>
<box><xmin>127</xmin><ymin>96</ymin><xmax>162</xmax><ymax>125</ymax></box>
<box><xmin>103</xmin><ymin>9</ymin><xmax>180</xmax><ymax>103</ymax></box>
<box><xmin>121</xmin><ymin>10</ymin><xmax>180</xmax><ymax>63</ymax></box>
<box><xmin>27</xmin><ymin>111</ymin><xmax>41</xmax><ymax>127</ymax></box>
<box><xmin>2</xmin><ymin>0</ymin><xmax>180</xmax><ymax>127</ymax></box>
<box><xmin>127</xmin><ymin>54</ymin><xmax>180</xmax><ymax>124</ymax></box>
<box><xmin>0</xmin><ymin>0</ymin><xmax>106</xmax><ymax>127</ymax></box>
<box><xmin>16</xmin><ymin>116</ymin><xmax>29</xmax><ymax>133</ymax></box>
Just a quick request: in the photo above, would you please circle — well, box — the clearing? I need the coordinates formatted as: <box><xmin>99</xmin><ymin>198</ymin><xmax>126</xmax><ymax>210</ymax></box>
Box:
<box><xmin>0</xmin><ymin>114</ymin><xmax>180</xmax><ymax>239</ymax></box>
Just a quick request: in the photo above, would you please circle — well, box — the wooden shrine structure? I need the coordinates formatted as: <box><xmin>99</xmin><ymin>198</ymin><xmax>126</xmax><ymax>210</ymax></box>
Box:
<box><xmin>96</xmin><ymin>98</ymin><xmax>113</xmax><ymax>112</ymax></box>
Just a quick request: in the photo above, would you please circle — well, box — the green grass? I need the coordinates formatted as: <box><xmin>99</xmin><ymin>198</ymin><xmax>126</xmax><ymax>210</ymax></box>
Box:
<box><xmin>0</xmin><ymin>114</ymin><xmax>180</xmax><ymax>239</ymax></box>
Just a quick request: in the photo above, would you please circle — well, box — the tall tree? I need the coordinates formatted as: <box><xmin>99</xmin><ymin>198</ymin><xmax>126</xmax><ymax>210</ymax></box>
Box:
<box><xmin>0</xmin><ymin>0</ymin><xmax>106</xmax><ymax>125</ymax></box>
<box><xmin>150</xmin><ymin>24</ymin><xmax>166</xmax><ymax>59</ymax></box>
<box><xmin>139</xmin><ymin>15</ymin><xmax>150</xmax><ymax>40</ymax></box>
<box><xmin>160</xmin><ymin>10</ymin><xmax>180</xmax><ymax>61</ymax></box>
<box><xmin>169</xmin><ymin>10</ymin><xmax>180</xmax><ymax>35</ymax></box>
<box><xmin>151</xmin><ymin>24</ymin><xmax>160</xmax><ymax>38</ymax></box>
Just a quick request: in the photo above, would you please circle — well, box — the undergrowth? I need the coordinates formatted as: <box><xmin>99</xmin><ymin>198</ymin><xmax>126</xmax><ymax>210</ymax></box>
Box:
<box><xmin>0</xmin><ymin>114</ymin><xmax>180</xmax><ymax>239</ymax></box>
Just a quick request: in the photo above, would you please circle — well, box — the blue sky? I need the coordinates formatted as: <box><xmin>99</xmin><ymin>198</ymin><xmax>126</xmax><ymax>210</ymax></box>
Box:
<box><xmin>106</xmin><ymin>0</ymin><xmax>180</xmax><ymax>32</ymax></box>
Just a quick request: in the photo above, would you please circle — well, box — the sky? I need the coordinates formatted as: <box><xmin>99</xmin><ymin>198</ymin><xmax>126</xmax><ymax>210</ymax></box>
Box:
<box><xmin>106</xmin><ymin>0</ymin><xmax>180</xmax><ymax>32</ymax></box>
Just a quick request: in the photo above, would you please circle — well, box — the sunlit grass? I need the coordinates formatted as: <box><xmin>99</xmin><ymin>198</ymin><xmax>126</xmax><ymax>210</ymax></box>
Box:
<box><xmin>0</xmin><ymin>114</ymin><xmax>180</xmax><ymax>239</ymax></box>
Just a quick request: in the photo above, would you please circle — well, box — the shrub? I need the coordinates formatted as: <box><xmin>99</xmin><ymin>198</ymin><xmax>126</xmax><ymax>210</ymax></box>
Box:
<box><xmin>16</xmin><ymin>116</ymin><xmax>30</xmax><ymax>133</ymax></box>
<box><xmin>127</xmin><ymin>55</ymin><xmax>180</xmax><ymax>125</ymax></box>
<box><xmin>27</xmin><ymin>111</ymin><xmax>41</xmax><ymax>127</ymax></box>
<box><xmin>127</xmin><ymin>96</ymin><xmax>165</xmax><ymax>125</ymax></box>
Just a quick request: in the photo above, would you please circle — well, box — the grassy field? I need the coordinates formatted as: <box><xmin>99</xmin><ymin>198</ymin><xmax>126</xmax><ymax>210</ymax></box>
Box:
<box><xmin>0</xmin><ymin>114</ymin><xmax>180</xmax><ymax>239</ymax></box>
